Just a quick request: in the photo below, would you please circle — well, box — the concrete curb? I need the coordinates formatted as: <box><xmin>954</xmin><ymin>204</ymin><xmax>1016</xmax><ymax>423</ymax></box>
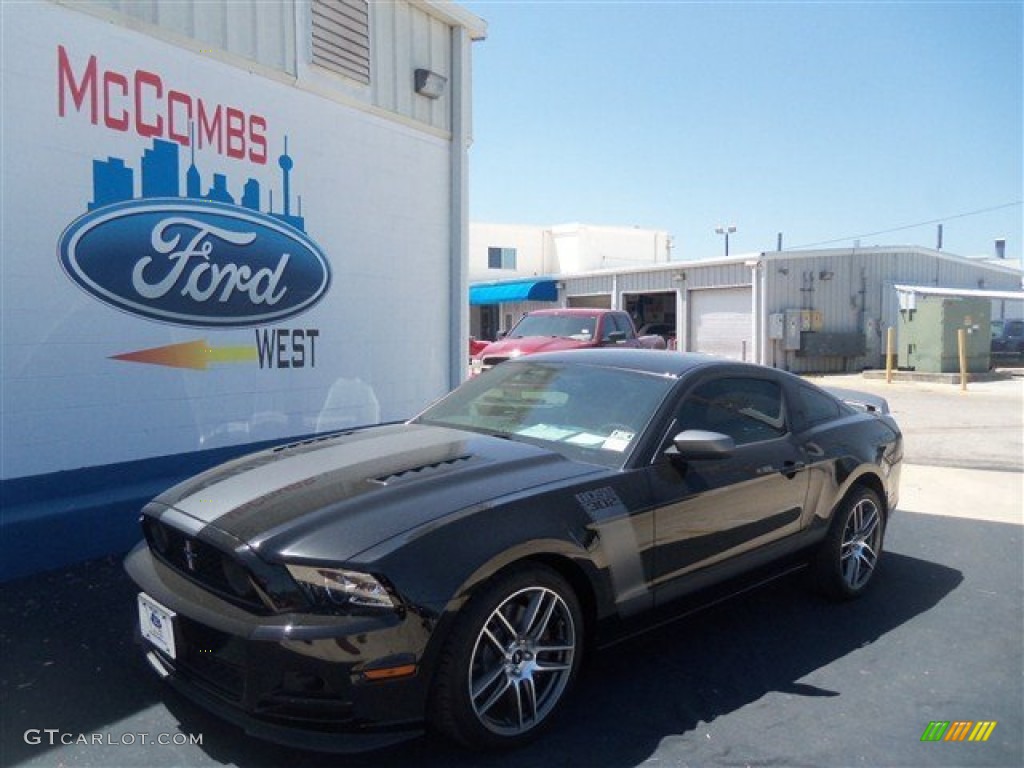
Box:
<box><xmin>898</xmin><ymin>463</ymin><xmax>1024</xmax><ymax>525</ymax></box>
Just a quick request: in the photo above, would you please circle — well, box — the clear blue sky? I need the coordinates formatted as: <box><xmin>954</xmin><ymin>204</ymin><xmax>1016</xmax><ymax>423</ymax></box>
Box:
<box><xmin>463</xmin><ymin>1</ymin><xmax>1023</xmax><ymax>264</ymax></box>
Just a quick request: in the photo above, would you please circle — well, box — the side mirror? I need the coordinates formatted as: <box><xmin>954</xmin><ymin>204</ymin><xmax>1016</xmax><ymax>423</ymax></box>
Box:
<box><xmin>603</xmin><ymin>330</ymin><xmax>627</xmax><ymax>345</ymax></box>
<box><xmin>665</xmin><ymin>430</ymin><xmax>735</xmax><ymax>461</ymax></box>
<box><xmin>497</xmin><ymin>330</ymin><xmax>508</xmax><ymax>340</ymax></box>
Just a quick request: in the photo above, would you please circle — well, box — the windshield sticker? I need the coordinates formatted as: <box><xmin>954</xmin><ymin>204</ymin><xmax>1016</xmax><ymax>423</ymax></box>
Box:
<box><xmin>517</xmin><ymin>424</ymin><xmax>635</xmax><ymax>452</ymax></box>
<box><xmin>566</xmin><ymin>432</ymin><xmax>605</xmax><ymax>446</ymax></box>
<box><xmin>602</xmin><ymin>430</ymin><xmax>634</xmax><ymax>452</ymax></box>
<box><xmin>516</xmin><ymin>424</ymin><xmax>577</xmax><ymax>441</ymax></box>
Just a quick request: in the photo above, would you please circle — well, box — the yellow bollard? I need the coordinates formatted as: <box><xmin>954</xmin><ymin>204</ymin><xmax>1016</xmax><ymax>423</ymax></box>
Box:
<box><xmin>958</xmin><ymin>328</ymin><xmax>968</xmax><ymax>392</ymax></box>
<box><xmin>885</xmin><ymin>326</ymin><xmax>895</xmax><ymax>384</ymax></box>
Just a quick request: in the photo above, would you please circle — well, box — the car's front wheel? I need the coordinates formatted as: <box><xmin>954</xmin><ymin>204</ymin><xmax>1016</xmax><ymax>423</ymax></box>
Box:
<box><xmin>430</xmin><ymin>563</ymin><xmax>584</xmax><ymax>750</ymax></box>
<box><xmin>812</xmin><ymin>486</ymin><xmax>886</xmax><ymax>600</ymax></box>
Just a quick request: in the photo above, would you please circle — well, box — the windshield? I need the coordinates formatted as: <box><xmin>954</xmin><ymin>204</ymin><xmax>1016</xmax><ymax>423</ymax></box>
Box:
<box><xmin>415</xmin><ymin>360</ymin><xmax>677</xmax><ymax>468</ymax></box>
<box><xmin>508</xmin><ymin>314</ymin><xmax>597</xmax><ymax>340</ymax></box>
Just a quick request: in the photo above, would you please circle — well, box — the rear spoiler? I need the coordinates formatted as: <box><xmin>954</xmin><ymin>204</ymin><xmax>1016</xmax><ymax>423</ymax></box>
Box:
<box><xmin>823</xmin><ymin>387</ymin><xmax>891</xmax><ymax>415</ymax></box>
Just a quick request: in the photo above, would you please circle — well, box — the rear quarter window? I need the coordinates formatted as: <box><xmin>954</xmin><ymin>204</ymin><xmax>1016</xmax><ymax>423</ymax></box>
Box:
<box><xmin>795</xmin><ymin>384</ymin><xmax>842</xmax><ymax>428</ymax></box>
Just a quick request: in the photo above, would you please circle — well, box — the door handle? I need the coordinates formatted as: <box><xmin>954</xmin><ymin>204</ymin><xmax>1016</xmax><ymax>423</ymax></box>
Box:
<box><xmin>755</xmin><ymin>461</ymin><xmax>805</xmax><ymax>476</ymax></box>
<box><xmin>782</xmin><ymin>460</ymin><xmax>805</xmax><ymax>478</ymax></box>
<box><xmin>805</xmin><ymin>442</ymin><xmax>826</xmax><ymax>458</ymax></box>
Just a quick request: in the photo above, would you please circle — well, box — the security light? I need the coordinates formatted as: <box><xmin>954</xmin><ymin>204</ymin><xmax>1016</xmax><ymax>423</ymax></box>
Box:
<box><xmin>414</xmin><ymin>68</ymin><xmax>447</xmax><ymax>99</ymax></box>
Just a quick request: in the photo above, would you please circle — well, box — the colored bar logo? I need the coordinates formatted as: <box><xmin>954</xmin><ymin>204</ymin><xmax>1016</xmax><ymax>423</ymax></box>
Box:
<box><xmin>921</xmin><ymin>721</ymin><xmax>997</xmax><ymax>742</ymax></box>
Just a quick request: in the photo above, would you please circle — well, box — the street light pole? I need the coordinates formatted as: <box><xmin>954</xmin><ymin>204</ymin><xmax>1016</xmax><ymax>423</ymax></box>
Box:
<box><xmin>715</xmin><ymin>225</ymin><xmax>737</xmax><ymax>257</ymax></box>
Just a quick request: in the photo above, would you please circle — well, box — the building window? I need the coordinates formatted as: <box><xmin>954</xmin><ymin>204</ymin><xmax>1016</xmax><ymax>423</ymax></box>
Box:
<box><xmin>312</xmin><ymin>0</ymin><xmax>371</xmax><ymax>85</ymax></box>
<box><xmin>488</xmin><ymin>247</ymin><xmax>517</xmax><ymax>270</ymax></box>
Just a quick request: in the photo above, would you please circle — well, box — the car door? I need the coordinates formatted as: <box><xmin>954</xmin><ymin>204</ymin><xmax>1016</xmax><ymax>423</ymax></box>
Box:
<box><xmin>646</xmin><ymin>371</ymin><xmax>810</xmax><ymax>606</ymax></box>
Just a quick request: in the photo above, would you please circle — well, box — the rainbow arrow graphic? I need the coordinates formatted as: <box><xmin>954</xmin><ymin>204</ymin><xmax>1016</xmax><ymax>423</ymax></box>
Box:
<box><xmin>111</xmin><ymin>339</ymin><xmax>258</xmax><ymax>370</ymax></box>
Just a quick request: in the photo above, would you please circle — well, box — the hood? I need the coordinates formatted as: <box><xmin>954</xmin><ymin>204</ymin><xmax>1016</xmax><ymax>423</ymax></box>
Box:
<box><xmin>147</xmin><ymin>423</ymin><xmax>603</xmax><ymax>563</ymax></box>
<box><xmin>477</xmin><ymin>335</ymin><xmax>592</xmax><ymax>358</ymax></box>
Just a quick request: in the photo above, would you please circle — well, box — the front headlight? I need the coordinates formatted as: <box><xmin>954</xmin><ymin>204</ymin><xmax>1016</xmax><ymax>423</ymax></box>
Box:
<box><xmin>286</xmin><ymin>565</ymin><xmax>396</xmax><ymax>611</ymax></box>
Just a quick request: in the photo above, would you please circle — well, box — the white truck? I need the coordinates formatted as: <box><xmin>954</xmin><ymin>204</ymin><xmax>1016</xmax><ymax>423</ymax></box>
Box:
<box><xmin>0</xmin><ymin>0</ymin><xmax>485</xmax><ymax>580</ymax></box>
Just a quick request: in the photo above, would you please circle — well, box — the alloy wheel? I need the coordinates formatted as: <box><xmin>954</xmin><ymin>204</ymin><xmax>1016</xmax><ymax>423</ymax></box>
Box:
<box><xmin>467</xmin><ymin>585</ymin><xmax>577</xmax><ymax>736</ymax></box>
<box><xmin>839</xmin><ymin>496</ymin><xmax>882</xmax><ymax>591</ymax></box>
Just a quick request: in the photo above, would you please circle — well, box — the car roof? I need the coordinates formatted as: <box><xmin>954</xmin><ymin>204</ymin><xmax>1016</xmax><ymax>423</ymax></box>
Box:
<box><xmin>514</xmin><ymin>348</ymin><xmax>732</xmax><ymax>376</ymax></box>
<box><xmin>524</xmin><ymin>308</ymin><xmax>621</xmax><ymax>317</ymax></box>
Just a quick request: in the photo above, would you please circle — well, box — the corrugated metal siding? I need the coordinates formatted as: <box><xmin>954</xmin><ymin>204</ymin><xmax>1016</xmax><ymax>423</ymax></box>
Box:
<box><xmin>78</xmin><ymin>0</ymin><xmax>297</xmax><ymax>74</ymax></box>
<box><xmin>564</xmin><ymin>275</ymin><xmax>614</xmax><ymax>299</ymax></box>
<box><xmin>533</xmin><ymin>249</ymin><xmax>1020</xmax><ymax>373</ymax></box>
<box><xmin>765</xmin><ymin>251</ymin><xmax>901</xmax><ymax>372</ymax></box>
<box><xmin>371</xmin><ymin>0</ymin><xmax>452</xmax><ymax>131</ymax></box>
<box><xmin>762</xmin><ymin>249</ymin><xmax>1024</xmax><ymax>372</ymax></box>
<box><xmin>311</xmin><ymin>0</ymin><xmax>370</xmax><ymax>84</ymax></box>
<box><xmin>71</xmin><ymin>0</ymin><xmax>459</xmax><ymax>133</ymax></box>
<box><xmin>617</xmin><ymin>271</ymin><xmax>678</xmax><ymax>293</ymax></box>
<box><xmin>684</xmin><ymin>262</ymin><xmax>751</xmax><ymax>290</ymax></box>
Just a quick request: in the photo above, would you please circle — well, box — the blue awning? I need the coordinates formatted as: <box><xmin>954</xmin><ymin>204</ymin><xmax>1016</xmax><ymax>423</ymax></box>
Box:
<box><xmin>469</xmin><ymin>279</ymin><xmax>558</xmax><ymax>305</ymax></box>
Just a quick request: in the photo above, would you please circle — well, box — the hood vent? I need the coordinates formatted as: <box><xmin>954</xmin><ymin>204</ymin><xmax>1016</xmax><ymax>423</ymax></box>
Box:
<box><xmin>372</xmin><ymin>455</ymin><xmax>473</xmax><ymax>485</ymax></box>
<box><xmin>273</xmin><ymin>432</ymin><xmax>357</xmax><ymax>454</ymax></box>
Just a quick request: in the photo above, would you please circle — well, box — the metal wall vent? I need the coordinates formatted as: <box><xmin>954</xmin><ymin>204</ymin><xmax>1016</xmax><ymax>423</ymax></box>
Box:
<box><xmin>311</xmin><ymin>0</ymin><xmax>371</xmax><ymax>85</ymax></box>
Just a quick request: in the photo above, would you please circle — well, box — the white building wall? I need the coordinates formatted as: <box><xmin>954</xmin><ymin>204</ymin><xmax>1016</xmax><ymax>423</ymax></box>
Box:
<box><xmin>468</xmin><ymin>223</ymin><xmax>553</xmax><ymax>281</ymax></box>
<box><xmin>1</xmin><ymin>0</ymin><xmax>484</xmax><ymax>480</ymax></box>
<box><xmin>552</xmin><ymin>223</ymin><xmax>671</xmax><ymax>272</ymax></box>
<box><xmin>1</xmin><ymin>0</ymin><xmax>485</xmax><ymax>580</ymax></box>
<box><xmin>469</xmin><ymin>222</ymin><xmax>670</xmax><ymax>283</ymax></box>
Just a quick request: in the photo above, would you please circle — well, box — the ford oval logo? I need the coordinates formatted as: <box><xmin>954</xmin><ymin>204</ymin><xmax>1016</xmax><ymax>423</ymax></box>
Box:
<box><xmin>58</xmin><ymin>199</ymin><xmax>331</xmax><ymax>328</ymax></box>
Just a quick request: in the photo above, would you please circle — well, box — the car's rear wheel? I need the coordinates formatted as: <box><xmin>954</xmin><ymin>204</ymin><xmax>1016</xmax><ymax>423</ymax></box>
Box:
<box><xmin>430</xmin><ymin>563</ymin><xmax>583</xmax><ymax>750</ymax></box>
<box><xmin>812</xmin><ymin>486</ymin><xmax>885</xmax><ymax>600</ymax></box>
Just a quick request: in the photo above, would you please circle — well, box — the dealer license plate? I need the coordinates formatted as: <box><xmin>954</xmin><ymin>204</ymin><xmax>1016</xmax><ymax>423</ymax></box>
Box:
<box><xmin>138</xmin><ymin>592</ymin><xmax>176</xmax><ymax>660</ymax></box>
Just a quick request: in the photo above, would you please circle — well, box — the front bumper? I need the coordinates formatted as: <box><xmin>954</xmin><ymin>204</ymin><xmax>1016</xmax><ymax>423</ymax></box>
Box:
<box><xmin>124</xmin><ymin>543</ymin><xmax>433</xmax><ymax>752</ymax></box>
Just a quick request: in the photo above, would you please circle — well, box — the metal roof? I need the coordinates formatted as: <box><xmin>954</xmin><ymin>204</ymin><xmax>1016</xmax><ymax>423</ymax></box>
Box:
<box><xmin>894</xmin><ymin>284</ymin><xmax>1024</xmax><ymax>302</ymax></box>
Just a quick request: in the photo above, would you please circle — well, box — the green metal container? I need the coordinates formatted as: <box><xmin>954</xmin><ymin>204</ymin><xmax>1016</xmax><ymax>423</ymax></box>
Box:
<box><xmin>897</xmin><ymin>296</ymin><xmax>991</xmax><ymax>373</ymax></box>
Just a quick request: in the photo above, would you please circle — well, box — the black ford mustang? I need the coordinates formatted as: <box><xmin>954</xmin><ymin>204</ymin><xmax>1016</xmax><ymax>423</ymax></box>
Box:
<box><xmin>125</xmin><ymin>349</ymin><xmax>902</xmax><ymax>751</ymax></box>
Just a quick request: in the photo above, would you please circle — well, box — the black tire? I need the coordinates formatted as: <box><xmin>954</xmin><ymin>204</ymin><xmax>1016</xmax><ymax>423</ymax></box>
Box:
<box><xmin>812</xmin><ymin>486</ymin><xmax>886</xmax><ymax>600</ymax></box>
<box><xmin>429</xmin><ymin>563</ymin><xmax>584</xmax><ymax>750</ymax></box>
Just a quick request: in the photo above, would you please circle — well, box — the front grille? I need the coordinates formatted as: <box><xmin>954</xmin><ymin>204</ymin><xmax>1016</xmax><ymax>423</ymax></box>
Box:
<box><xmin>176</xmin><ymin>615</ymin><xmax>245</xmax><ymax>702</ymax></box>
<box><xmin>144</xmin><ymin>519</ymin><xmax>266</xmax><ymax>613</ymax></box>
<box><xmin>158</xmin><ymin>615</ymin><xmax>357</xmax><ymax>727</ymax></box>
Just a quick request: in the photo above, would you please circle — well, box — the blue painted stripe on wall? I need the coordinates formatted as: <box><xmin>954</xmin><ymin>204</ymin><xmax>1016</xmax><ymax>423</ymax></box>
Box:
<box><xmin>0</xmin><ymin>436</ymin><xmax>302</xmax><ymax>583</ymax></box>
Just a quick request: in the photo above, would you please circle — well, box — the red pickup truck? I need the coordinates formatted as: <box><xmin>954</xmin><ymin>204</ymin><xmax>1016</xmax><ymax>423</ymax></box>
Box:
<box><xmin>470</xmin><ymin>308</ymin><xmax>666</xmax><ymax>375</ymax></box>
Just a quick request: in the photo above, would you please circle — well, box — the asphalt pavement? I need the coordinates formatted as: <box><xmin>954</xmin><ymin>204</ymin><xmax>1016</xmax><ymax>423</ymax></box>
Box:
<box><xmin>2</xmin><ymin>372</ymin><xmax>1022</xmax><ymax>768</ymax></box>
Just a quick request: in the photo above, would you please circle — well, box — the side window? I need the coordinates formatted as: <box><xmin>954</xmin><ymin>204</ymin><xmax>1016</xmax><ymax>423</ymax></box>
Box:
<box><xmin>600</xmin><ymin>315</ymin><xmax>619</xmax><ymax>342</ymax></box>
<box><xmin>677</xmin><ymin>377</ymin><xmax>786</xmax><ymax>445</ymax></box>
<box><xmin>795</xmin><ymin>384</ymin><xmax>841</xmax><ymax>428</ymax></box>
<box><xmin>614</xmin><ymin>313</ymin><xmax>637</xmax><ymax>340</ymax></box>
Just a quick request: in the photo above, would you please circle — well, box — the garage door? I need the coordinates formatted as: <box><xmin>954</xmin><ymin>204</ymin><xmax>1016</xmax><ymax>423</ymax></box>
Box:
<box><xmin>688</xmin><ymin>287</ymin><xmax>752</xmax><ymax>361</ymax></box>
